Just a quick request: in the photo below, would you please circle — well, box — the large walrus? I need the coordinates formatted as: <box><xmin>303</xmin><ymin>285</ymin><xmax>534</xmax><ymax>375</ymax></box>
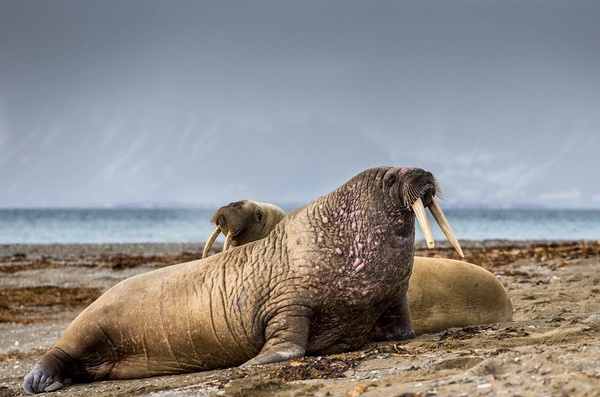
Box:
<box><xmin>24</xmin><ymin>166</ymin><xmax>462</xmax><ymax>393</ymax></box>
<box><xmin>203</xmin><ymin>200</ymin><xmax>513</xmax><ymax>335</ymax></box>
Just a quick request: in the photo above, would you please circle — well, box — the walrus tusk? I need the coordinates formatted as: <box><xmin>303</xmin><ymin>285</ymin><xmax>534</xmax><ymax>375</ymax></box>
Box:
<box><xmin>412</xmin><ymin>197</ymin><xmax>435</xmax><ymax>249</ymax></box>
<box><xmin>202</xmin><ymin>226</ymin><xmax>222</xmax><ymax>258</ymax></box>
<box><xmin>223</xmin><ymin>231</ymin><xmax>233</xmax><ymax>252</ymax></box>
<box><xmin>429</xmin><ymin>197</ymin><xmax>464</xmax><ymax>258</ymax></box>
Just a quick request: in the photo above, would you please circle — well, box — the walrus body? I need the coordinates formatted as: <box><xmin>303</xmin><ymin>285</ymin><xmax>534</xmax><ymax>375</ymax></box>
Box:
<box><xmin>24</xmin><ymin>166</ymin><xmax>460</xmax><ymax>393</ymax></box>
<box><xmin>408</xmin><ymin>257</ymin><xmax>512</xmax><ymax>335</ymax></box>
<box><xmin>204</xmin><ymin>201</ymin><xmax>514</xmax><ymax>337</ymax></box>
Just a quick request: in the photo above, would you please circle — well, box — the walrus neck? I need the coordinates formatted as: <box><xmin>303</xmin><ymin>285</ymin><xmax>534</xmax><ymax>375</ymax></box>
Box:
<box><xmin>318</xmin><ymin>186</ymin><xmax>415</xmax><ymax>240</ymax></box>
<box><xmin>312</xmin><ymin>189</ymin><xmax>415</xmax><ymax>262</ymax></box>
<box><xmin>293</xmin><ymin>188</ymin><xmax>415</xmax><ymax>304</ymax></box>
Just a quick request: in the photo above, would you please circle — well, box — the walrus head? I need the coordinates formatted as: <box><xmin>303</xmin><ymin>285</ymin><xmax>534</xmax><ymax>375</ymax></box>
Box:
<box><xmin>202</xmin><ymin>200</ymin><xmax>287</xmax><ymax>258</ymax></box>
<box><xmin>382</xmin><ymin>167</ymin><xmax>463</xmax><ymax>257</ymax></box>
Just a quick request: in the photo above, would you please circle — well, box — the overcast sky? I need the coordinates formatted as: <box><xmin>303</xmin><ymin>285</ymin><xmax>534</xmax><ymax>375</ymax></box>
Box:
<box><xmin>1</xmin><ymin>0</ymin><xmax>599</xmax><ymax>209</ymax></box>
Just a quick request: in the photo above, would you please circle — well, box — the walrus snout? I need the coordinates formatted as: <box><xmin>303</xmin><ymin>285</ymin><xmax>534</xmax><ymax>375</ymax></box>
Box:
<box><xmin>216</xmin><ymin>214</ymin><xmax>228</xmax><ymax>229</ymax></box>
<box><xmin>395</xmin><ymin>168</ymin><xmax>437</xmax><ymax>207</ymax></box>
<box><xmin>212</xmin><ymin>201</ymin><xmax>252</xmax><ymax>238</ymax></box>
<box><xmin>215</xmin><ymin>214</ymin><xmax>242</xmax><ymax>236</ymax></box>
<box><xmin>401</xmin><ymin>168</ymin><xmax>464</xmax><ymax>259</ymax></box>
<box><xmin>202</xmin><ymin>204</ymin><xmax>241</xmax><ymax>258</ymax></box>
<box><xmin>420</xmin><ymin>184</ymin><xmax>435</xmax><ymax>207</ymax></box>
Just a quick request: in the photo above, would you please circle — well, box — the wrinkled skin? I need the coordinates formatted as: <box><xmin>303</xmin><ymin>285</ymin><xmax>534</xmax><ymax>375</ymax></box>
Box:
<box><xmin>24</xmin><ymin>166</ymin><xmax>432</xmax><ymax>393</ymax></box>
<box><xmin>205</xmin><ymin>200</ymin><xmax>513</xmax><ymax>336</ymax></box>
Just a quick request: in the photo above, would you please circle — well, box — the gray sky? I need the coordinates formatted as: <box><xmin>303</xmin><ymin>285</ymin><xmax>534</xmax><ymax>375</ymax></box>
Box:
<box><xmin>1</xmin><ymin>0</ymin><xmax>599</xmax><ymax>209</ymax></box>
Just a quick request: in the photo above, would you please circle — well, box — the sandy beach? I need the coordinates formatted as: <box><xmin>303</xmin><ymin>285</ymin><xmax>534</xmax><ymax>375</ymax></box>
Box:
<box><xmin>2</xmin><ymin>240</ymin><xmax>600</xmax><ymax>396</ymax></box>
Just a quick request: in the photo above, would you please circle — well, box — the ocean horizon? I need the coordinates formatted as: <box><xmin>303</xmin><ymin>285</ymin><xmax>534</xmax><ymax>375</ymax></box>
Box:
<box><xmin>1</xmin><ymin>207</ymin><xmax>599</xmax><ymax>244</ymax></box>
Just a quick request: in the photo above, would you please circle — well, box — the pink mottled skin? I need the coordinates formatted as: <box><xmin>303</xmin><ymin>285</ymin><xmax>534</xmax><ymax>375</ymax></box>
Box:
<box><xmin>24</xmin><ymin>166</ymin><xmax>435</xmax><ymax>394</ymax></box>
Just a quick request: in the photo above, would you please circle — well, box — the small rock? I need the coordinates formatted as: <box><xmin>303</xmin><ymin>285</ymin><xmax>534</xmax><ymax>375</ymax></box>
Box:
<box><xmin>582</xmin><ymin>314</ymin><xmax>600</xmax><ymax>324</ymax></box>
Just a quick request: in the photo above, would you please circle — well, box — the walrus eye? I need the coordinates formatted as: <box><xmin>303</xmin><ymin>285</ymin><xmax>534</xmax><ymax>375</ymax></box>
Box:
<box><xmin>385</xmin><ymin>173</ymin><xmax>397</xmax><ymax>187</ymax></box>
<box><xmin>256</xmin><ymin>212</ymin><xmax>263</xmax><ymax>222</ymax></box>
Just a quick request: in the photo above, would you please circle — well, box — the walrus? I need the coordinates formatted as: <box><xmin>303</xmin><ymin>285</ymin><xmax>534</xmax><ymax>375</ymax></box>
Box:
<box><xmin>202</xmin><ymin>200</ymin><xmax>286</xmax><ymax>258</ymax></box>
<box><xmin>203</xmin><ymin>200</ymin><xmax>513</xmax><ymax>335</ymax></box>
<box><xmin>23</xmin><ymin>166</ymin><xmax>462</xmax><ymax>393</ymax></box>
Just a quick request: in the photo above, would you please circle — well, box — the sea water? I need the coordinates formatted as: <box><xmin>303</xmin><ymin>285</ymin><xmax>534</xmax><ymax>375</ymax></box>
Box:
<box><xmin>0</xmin><ymin>208</ymin><xmax>599</xmax><ymax>244</ymax></box>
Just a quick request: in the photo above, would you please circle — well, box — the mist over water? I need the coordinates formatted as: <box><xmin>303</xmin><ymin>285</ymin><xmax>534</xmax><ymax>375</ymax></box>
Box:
<box><xmin>1</xmin><ymin>208</ymin><xmax>599</xmax><ymax>244</ymax></box>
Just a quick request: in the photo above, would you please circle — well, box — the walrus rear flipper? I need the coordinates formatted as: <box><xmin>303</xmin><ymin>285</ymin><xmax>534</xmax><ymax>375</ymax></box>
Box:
<box><xmin>23</xmin><ymin>348</ymin><xmax>70</xmax><ymax>394</ymax></box>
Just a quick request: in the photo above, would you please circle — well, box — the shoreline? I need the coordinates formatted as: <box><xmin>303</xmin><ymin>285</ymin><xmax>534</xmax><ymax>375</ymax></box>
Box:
<box><xmin>1</xmin><ymin>238</ymin><xmax>599</xmax><ymax>257</ymax></box>
<box><xmin>0</xmin><ymin>242</ymin><xmax>209</xmax><ymax>259</ymax></box>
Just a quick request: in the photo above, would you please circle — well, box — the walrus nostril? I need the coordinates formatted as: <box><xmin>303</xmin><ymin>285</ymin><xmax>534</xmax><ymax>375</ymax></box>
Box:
<box><xmin>421</xmin><ymin>185</ymin><xmax>435</xmax><ymax>207</ymax></box>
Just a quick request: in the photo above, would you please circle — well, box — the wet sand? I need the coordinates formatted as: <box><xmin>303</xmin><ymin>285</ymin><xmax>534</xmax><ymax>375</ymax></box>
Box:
<box><xmin>2</xmin><ymin>240</ymin><xmax>600</xmax><ymax>396</ymax></box>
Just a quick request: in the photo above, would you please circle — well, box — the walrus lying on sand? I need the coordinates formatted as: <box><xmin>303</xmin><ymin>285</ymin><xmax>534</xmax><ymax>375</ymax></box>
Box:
<box><xmin>203</xmin><ymin>200</ymin><xmax>513</xmax><ymax>336</ymax></box>
<box><xmin>24</xmin><ymin>166</ymin><xmax>463</xmax><ymax>393</ymax></box>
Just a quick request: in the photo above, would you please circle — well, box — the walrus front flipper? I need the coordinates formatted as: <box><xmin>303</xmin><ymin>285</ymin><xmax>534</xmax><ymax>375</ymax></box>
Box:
<box><xmin>241</xmin><ymin>344</ymin><xmax>306</xmax><ymax>367</ymax></box>
<box><xmin>23</xmin><ymin>348</ymin><xmax>70</xmax><ymax>394</ymax></box>
<box><xmin>241</xmin><ymin>310</ymin><xmax>311</xmax><ymax>367</ymax></box>
<box><xmin>368</xmin><ymin>293</ymin><xmax>415</xmax><ymax>341</ymax></box>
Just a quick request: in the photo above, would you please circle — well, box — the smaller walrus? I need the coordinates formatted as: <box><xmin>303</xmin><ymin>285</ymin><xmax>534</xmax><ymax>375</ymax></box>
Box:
<box><xmin>203</xmin><ymin>200</ymin><xmax>513</xmax><ymax>335</ymax></box>
<box><xmin>202</xmin><ymin>200</ymin><xmax>286</xmax><ymax>258</ymax></box>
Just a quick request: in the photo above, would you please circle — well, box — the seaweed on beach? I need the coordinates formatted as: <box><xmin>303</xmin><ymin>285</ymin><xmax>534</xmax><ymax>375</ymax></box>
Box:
<box><xmin>0</xmin><ymin>286</ymin><xmax>102</xmax><ymax>323</ymax></box>
<box><xmin>0</xmin><ymin>256</ymin><xmax>63</xmax><ymax>273</ymax></box>
<box><xmin>98</xmin><ymin>252</ymin><xmax>203</xmax><ymax>270</ymax></box>
<box><xmin>270</xmin><ymin>356</ymin><xmax>359</xmax><ymax>381</ymax></box>
<box><xmin>0</xmin><ymin>252</ymin><xmax>206</xmax><ymax>273</ymax></box>
<box><xmin>415</xmin><ymin>240</ymin><xmax>600</xmax><ymax>268</ymax></box>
